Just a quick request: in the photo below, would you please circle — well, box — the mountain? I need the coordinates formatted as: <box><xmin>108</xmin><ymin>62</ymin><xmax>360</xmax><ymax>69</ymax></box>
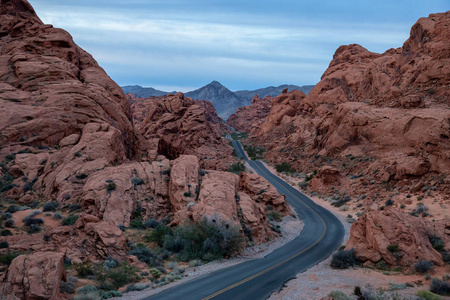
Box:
<box><xmin>121</xmin><ymin>85</ymin><xmax>174</xmax><ymax>97</ymax></box>
<box><xmin>122</xmin><ymin>82</ymin><xmax>315</xmax><ymax>120</ymax></box>
<box><xmin>235</xmin><ymin>84</ymin><xmax>314</xmax><ymax>102</ymax></box>
<box><xmin>184</xmin><ymin>81</ymin><xmax>244</xmax><ymax>119</ymax></box>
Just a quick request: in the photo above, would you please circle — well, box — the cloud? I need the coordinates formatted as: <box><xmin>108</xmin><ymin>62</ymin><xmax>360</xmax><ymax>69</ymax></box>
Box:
<box><xmin>30</xmin><ymin>1</ymin><xmax>436</xmax><ymax>90</ymax></box>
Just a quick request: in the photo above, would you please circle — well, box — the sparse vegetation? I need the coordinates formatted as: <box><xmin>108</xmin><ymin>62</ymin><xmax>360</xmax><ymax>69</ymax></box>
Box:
<box><xmin>227</xmin><ymin>161</ymin><xmax>245</xmax><ymax>174</ymax></box>
<box><xmin>417</xmin><ymin>290</ymin><xmax>443</xmax><ymax>300</ymax></box>
<box><xmin>230</xmin><ymin>132</ymin><xmax>248</xmax><ymax>140</ymax></box>
<box><xmin>162</xmin><ymin>217</ymin><xmax>244</xmax><ymax>262</ymax></box>
<box><xmin>127</xmin><ymin>246</ymin><xmax>162</xmax><ymax>267</ymax></box>
<box><xmin>327</xmin><ymin>291</ymin><xmax>349</xmax><ymax>300</ymax></box>
<box><xmin>243</xmin><ymin>144</ymin><xmax>266</xmax><ymax>160</ymax></box>
<box><xmin>430</xmin><ymin>278</ymin><xmax>450</xmax><ymax>296</ymax></box>
<box><xmin>61</xmin><ymin>214</ymin><xmax>78</xmax><ymax>226</ymax></box>
<box><xmin>275</xmin><ymin>162</ymin><xmax>295</xmax><ymax>173</ymax></box>
<box><xmin>105</xmin><ymin>180</ymin><xmax>116</xmax><ymax>191</ymax></box>
<box><xmin>0</xmin><ymin>251</ymin><xmax>22</xmax><ymax>266</ymax></box>
<box><xmin>330</xmin><ymin>249</ymin><xmax>359</xmax><ymax>269</ymax></box>
<box><xmin>414</xmin><ymin>260</ymin><xmax>434</xmax><ymax>274</ymax></box>
<box><xmin>43</xmin><ymin>202</ymin><xmax>58</xmax><ymax>212</ymax></box>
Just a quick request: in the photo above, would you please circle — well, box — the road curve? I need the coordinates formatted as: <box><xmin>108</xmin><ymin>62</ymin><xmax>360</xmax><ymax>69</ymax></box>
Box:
<box><xmin>144</xmin><ymin>139</ymin><xmax>344</xmax><ymax>300</ymax></box>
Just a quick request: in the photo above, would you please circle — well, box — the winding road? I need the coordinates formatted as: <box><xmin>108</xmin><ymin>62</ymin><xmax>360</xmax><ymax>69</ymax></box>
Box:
<box><xmin>145</xmin><ymin>138</ymin><xmax>344</xmax><ymax>300</ymax></box>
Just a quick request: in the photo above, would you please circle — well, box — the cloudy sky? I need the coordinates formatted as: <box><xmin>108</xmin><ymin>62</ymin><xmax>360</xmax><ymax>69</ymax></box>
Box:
<box><xmin>29</xmin><ymin>0</ymin><xmax>448</xmax><ymax>92</ymax></box>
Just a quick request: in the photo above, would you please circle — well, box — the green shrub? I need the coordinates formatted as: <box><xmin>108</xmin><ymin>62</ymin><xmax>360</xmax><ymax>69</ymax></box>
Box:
<box><xmin>43</xmin><ymin>202</ymin><xmax>58</xmax><ymax>212</ymax></box>
<box><xmin>102</xmin><ymin>262</ymin><xmax>139</xmax><ymax>289</ymax></box>
<box><xmin>144</xmin><ymin>219</ymin><xmax>159</xmax><ymax>228</ymax></box>
<box><xmin>275</xmin><ymin>162</ymin><xmax>295</xmax><ymax>173</ymax></box>
<box><xmin>414</xmin><ymin>260</ymin><xmax>434</xmax><ymax>274</ymax></box>
<box><xmin>330</xmin><ymin>249</ymin><xmax>359</xmax><ymax>269</ymax></box>
<box><xmin>125</xmin><ymin>283</ymin><xmax>149</xmax><ymax>292</ymax></box>
<box><xmin>102</xmin><ymin>291</ymin><xmax>122</xmax><ymax>299</ymax></box>
<box><xmin>75</xmin><ymin>173</ymin><xmax>88</xmax><ymax>180</ymax></box>
<box><xmin>417</xmin><ymin>290</ymin><xmax>442</xmax><ymax>300</ymax></box>
<box><xmin>74</xmin><ymin>285</ymin><xmax>104</xmax><ymax>300</ymax></box>
<box><xmin>149</xmin><ymin>267</ymin><xmax>162</xmax><ymax>279</ymax></box>
<box><xmin>189</xmin><ymin>259</ymin><xmax>202</xmax><ymax>267</ymax></box>
<box><xmin>27</xmin><ymin>224</ymin><xmax>42</xmax><ymax>234</ymax></box>
<box><xmin>103</xmin><ymin>257</ymin><xmax>119</xmax><ymax>269</ymax></box>
<box><xmin>243</xmin><ymin>144</ymin><xmax>266</xmax><ymax>160</ymax></box>
<box><xmin>227</xmin><ymin>162</ymin><xmax>245</xmax><ymax>174</ymax></box>
<box><xmin>105</xmin><ymin>180</ymin><xmax>116</xmax><ymax>191</ymax></box>
<box><xmin>387</xmin><ymin>244</ymin><xmax>399</xmax><ymax>253</ymax></box>
<box><xmin>73</xmin><ymin>263</ymin><xmax>95</xmax><ymax>278</ymax></box>
<box><xmin>145</xmin><ymin>224</ymin><xmax>173</xmax><ymax>247</ymax></box>
<box><xmin>1</xmin><ymin>229</ymin><xmax>12</xmax><ymax>236</ymax></box>
<box><xmin>162</xmin><ymin>217</ymin><xmax>244</xmax><ymax>262</ymax></box>
<box><xmin>60</xmin><ymin>281</ymin><xmax>75</xmax><ymax>294</ymax></box>
<box><xmin>0</xmin><ymin>251</ymin><xmax>21</xmax><ymax>266</ymax></box>
<box><xmin>129</xmin><ymin>217</ymin><xmax>144</xmax><ymax>229</ymax></box>
<box><xmin>127</xmin><ymin>246</ymin><xmax>162</xmax><ymax>267</ymax></box>
<box><xmin>61</xmin><ymin>214</ymin><xmax>78</xmax><ymax>226</ymax></box>
<box><xmin>429</xmin><ymin>235</ymin><xmax>445</xmax><ymax>252</ymax></box>
<box><xmin>131</xmin><ymin>177</ymin><xmax>144</xmax><ymax>186</ymax></box>
<box><xmin>0</xmin><ymin>241</ymin><xmax>9</xmax><ymax>248</ymax></box>
<box><xmin>4</xmin><ymin>218</ymin><xmax>14</xmax><ymax>228</ymax></box>
<box><xmin>430</xmin><ymin>278</ymin><xmax>450</xmax><ymax>296</ymax></box>
<box><xmin>327</xmin><ymin>290</ymin><xmax>349</xmax><ymax>300</ymax></box>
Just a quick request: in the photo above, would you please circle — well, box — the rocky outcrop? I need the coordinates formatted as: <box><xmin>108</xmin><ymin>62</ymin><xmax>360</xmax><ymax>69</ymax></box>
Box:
<box><xmin>245</xmin><ymin>12</ymin><xmax>450</xmax><ymax>202</ymax></box>
<box><xmin>346</xmin><ymin>208</ymin><xmax>449</xmax><ymax>266</ymax></box>
<box><xmin>226</xmin><ymin>95</ymin><xmax>273</xmax><ymax>133</ymax></box>
<box><xmin>81</xmin><ymin>158</ymin><xmax>171</xmax><ymax>226</ymax></box>
<box><xmin>168</xmin><ymin>156</ymin><xmax>291</xmax><ymax>243</ymax></box>
<box><xmin>130</xmin><ymin>92</ymin><xmax>235</xmax><ymax>170</ymax></box>
<box><xmin>0</xmin><ymin>0</ymin><xmax>143</xmax><ymax>206</ymax></box>
<box><xmin>1</xmin><ymin>214</ymin><xmax>129</xmax><ymax>263</ymax></box>
<box><xmin>0</xmin><ymin>251</ymin><xmax>66</xmax><ymax>300</ymax></box>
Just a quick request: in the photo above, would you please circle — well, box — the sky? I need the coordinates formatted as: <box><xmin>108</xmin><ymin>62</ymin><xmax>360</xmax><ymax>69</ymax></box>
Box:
<box><xmin>29</xmin><ymin>0</ymin><xmax>448</xmax><ymax>92</ymax></box>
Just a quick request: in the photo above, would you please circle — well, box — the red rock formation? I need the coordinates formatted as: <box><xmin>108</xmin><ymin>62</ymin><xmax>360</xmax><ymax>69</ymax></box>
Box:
<box><xmin>169</xmin><ymin>156</ymin><xmax>291</xmax><ymax>244</ymax></box>
<box><xmin>0</xmin><ymin>0</ymin><xmax>142</xmax><ymax>205</ymax></box>
<box><xmin>226</xmin><ymin>95</ymin><xmax>273</xmax><ymax>134</ymax></box>
<box><xmin>246</xmin><ymin>12</ymin><xmax>450</xmax><ymax>201</ymax></box>
<box><xmin>346</xmin><ymin>208</ymin><xmax>448</xmax><ymax>267</ymax></box>
<box><xmin>130</xmin><ymin>92</ymin><xmax>235</xmax><ymax>170</ymax></box>
<box><xmin>0</xmin><ymin>251</ymin><xmax>66</xmax><ymax>299</ymax></box>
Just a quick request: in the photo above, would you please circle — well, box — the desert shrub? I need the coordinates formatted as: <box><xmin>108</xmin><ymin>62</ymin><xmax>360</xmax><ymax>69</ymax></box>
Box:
<box><xmin>162</xmin><ymin>217</ymin><xmax>244</xmax><ymax>262</ymax></box>
<box><xmin>23</xmin><ymin>216</ymin><xmax>43</xmax><ymax>227</ymax></box>
<box><xmin>298</xmin><ymin>181</ymin><xmax>308</xmax><ymax>190</ymax></box>
<box><xmin>27</xmin><ymin>224</ymin><xmax>42</xmax><ymax>234</ymax></box>
<box><xmin>414</xmin><ymin>260</ymin><xmax>434</xmax><ymax>274</ymax></box>
<box><xmin>6</xmin><ymin>205</ymin><xmax>19</xmax><ymax>213</ymax></box>
<box><xmin>75</xmin><ymin>173</ymin><xmax>88</xmax><ymax>180</ymax></box>
<box><xmin>327</xmin><ymin>291</ymin><xmax>349</xmax><ymax>300</ymax></box>
<box><xmin>330</xmin><ymin>249</ymin><xmax>359</xmax><ymax>269</ymax></box>
<box><xmin>430</xmin><ymin>278</ymin><xmax>450</xmax><ymax>296</ymax></box>
<box><xmin>74</xmin><ymin>285</ymin><xmax>104</xmax><ymax>300</ymax></box>
<box><xmin>102</xmin><ymin>291</ymin><xmax>122</xmax><ymax>299</ymax></box>
<box><xmin>149</xmin><ymin>267</ymin><xmax>162</xmax><ymax>279</ymax></box>
<box><xmin>127</xmin><ymin>246</ymin><xmax>162</xmax><ymax>267</ymax></box>
<box><xmin>243</xmin><ymin>144</ymin><xmax>266</xmax><ymax>160</ymax></box>
<box><xmin>60</xmin><ymin>281</ymin><xmax>75</xmax><ymax>294</ymax></box>
<box><xmin>102</xmin><ymin>262</ymin><xmax>139</xmax><ymax>289</ymax></box>
<box><xmin>429</xmin><ymin>235</ymin><xmax>445</xmax><ymax>252</ymax></box>
<box><xmin>417</xmin><ymin>290</ymin><xmax>443</xmax><ymax>300</ymax></box>
<box><xmin>4</xmin><ymin>218</ymin><xmax>14</xmax><ymax>228</ymax></box>
<box><xmin>125</xmin><ymin>283</ymin><xmax>149</xmax><ymax>292</ymax></box>
<box><xmin>23</xmin><ymin>182</ymin><xmax>33</xmax><ymax>192</ymax></box>
<box><xmin>105</xmin><ymin>180</ymin><xmax>116</xmax><ymax>191</ymax></box>
<box><xmin>385</xmin><ymin>199</ymin><xmax>394</xmax><ymax>206</ymax></box>
<box><xmin>43</xmin><ymin>202</ymin><xmax>58</xmax><ymax>212</ymax></box>
<box><xmin>227</xmin><ymin>162</ymin><xmax>246</xmax><ymax>174</ymax></box>
<box><xmin>68</xmin><ymin>204</ymin><xmax>81</xmax><ymax>212</ymax></box>
<box><xmin>61</xmin><ymin>214</ymin><xmax>78</xmax><ymax>226</ymax></box>
<box><xmin>155</xmin><ymin>265</ymin><xmax>167</xmax><ymax>274</ymax></box>
<box><xmin>129</xmin><ymin>217</ymin><xmax>144</xmax><ymax>229</ymax></box>
<box><xmin>144</xmin><ymin>219</ymin><xmax>159</xmax><ymax>228</ymax></box>
<box><xmin>167</xmin><ymin>261</ymin><xmax>177</xmax><ymax>269</ymax></box>
<box><xmin>0</xmin><ymin>251</ymin><xmax>21</xmax><ymax>266</ymax></box>
<box><xmin>1</xmin><ymin>212</ymin><xmax>12</xmax><ymax>220</ymax></box>
<box><xmin>0</xmin><ymin>241</ymin><xmax>9</xmax><ymax>248</ymax></box>
<box><xmin>73</xmin><ymin>263</ymin><xmax>96</xmax><ymax>278</ymax></box>
<box><xmin>416</xmin><ymin>204</ymin><xmax>429</xmax><ymax>214</ymax></box>
<box><xmin>189</xmin><ymin>259</ymin><xmax>202</xmax><ymax>267</ymax></box>
<box><xmin>387</xmin><ymin>244</ymin><xmax>399</xmax><ymax>253</ymax></box>
<box><xmin>265</xmin><ymin>209</ymin><xmax>282</xmax><ymax>222</ymax></box>
<box><xmin>145</xmin><ymin>224</ymin><xmax>173</xmax><ymax>247</ymax></box>
<box><xmin>275</xmin><ymin>162</ymin><xmax>295</xmax><ymax>173</ymax></box>
<box><xmin>1</xmin><ymin>229</ymin><xmax>12</xmax><ymax>236</ymax></box>
<box><xmin>52</xmin><ymin>212</ymin><xmax>62</xmax><ymax>220</ymax></box>
<box><xmin>131</xmin><ymin>177</ymin><xmax>144</xmax><ymax>186</ymax></box>
<box><xmin>103</xmin><ymin>257</ymin><xmax>119</xmax><ymax>269</ymax></box>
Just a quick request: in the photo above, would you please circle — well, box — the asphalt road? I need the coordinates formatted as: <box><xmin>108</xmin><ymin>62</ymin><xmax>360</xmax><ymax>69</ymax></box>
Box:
<box><xmin>144</xmin><ymin>138</ymin><xmax>344</xmax><ymax>300</ymax></box>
